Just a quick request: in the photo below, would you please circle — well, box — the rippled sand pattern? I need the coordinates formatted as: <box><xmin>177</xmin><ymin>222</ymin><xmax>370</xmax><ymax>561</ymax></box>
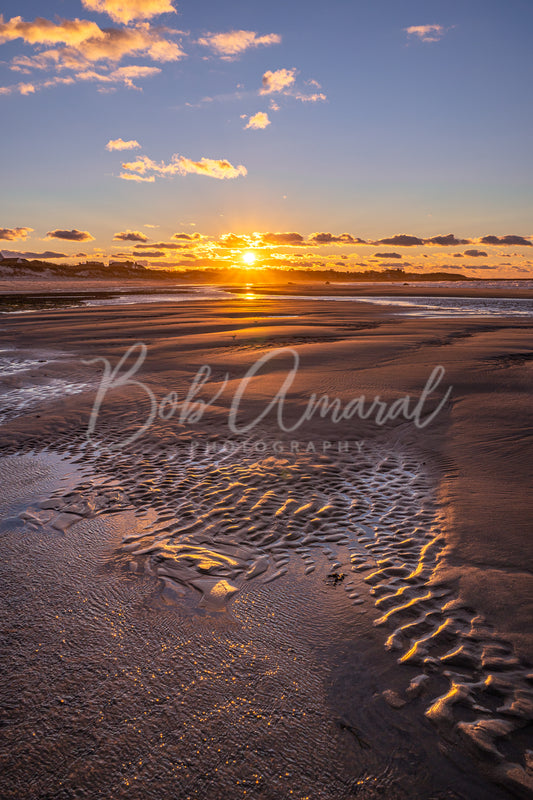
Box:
<box><xmin>14</xmin><ymin>435</ymin><xmax>532</xmax><ymax>796</ymax></box>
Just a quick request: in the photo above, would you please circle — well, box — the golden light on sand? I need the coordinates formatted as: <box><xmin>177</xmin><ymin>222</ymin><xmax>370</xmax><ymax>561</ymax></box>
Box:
<box><xmin>242</xmin><ymin>251</ymin><xmax>256</xmax><ymax>266</ymax></box>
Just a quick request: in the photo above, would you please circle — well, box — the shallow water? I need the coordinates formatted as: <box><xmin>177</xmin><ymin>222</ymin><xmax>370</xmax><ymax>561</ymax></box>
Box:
<box><xmin>238</xmin><ymin>294</ymin><xmax>533</xmax><ymax>318</ymax></box>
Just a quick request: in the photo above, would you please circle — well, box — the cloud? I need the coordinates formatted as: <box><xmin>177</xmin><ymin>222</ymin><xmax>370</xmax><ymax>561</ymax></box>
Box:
<box><xmin>113</xmin><ymin>230</ymin><xmax>149</xmax><ymax>242</ymax></box>
<box><xmin>245</xmin><ymin>111</ymin><xmax>271</xmax><ymax>130</ymax></box>
<box><xmin>0</xmin><ymin>81</ymin><xmax>38</xmax><ymax>95</ymax></box>
<box><xmin>0</xmin><ymin>16</ymin><xmax>104</xmax><ymax>46</ymax></box>
<box><xmin>197</xmin><ymin>30</ymin><xmax>281</xmax><ymax>58</ymax></box>
<box><xmin>217</xmin><ymin>233</ymin><xmax>250</xmax><ymax>248</ymax></box>
<box><xmin>309</xmin><ymin>232</ymin><xmax>365</xmax><ymax>245</ymax></box>
<box><xmin>119</xmin><ymin>172</ymin><xmax>155</xmax><ymax>182</ymax></box>
<box><xmin>134</xmin><ymin>241</ymin><xmax>187</xmax><ymax>249</ymax></box>
<box><xmin>0</xmin><ymin>249</ymin><xmax>68</xmax><ymax>259</ymax></box>
<box><xmin>0</xmin><ymin>226</ymin><xmax>34</xmax><ymax>240</ymax></box>
<box><xmin>373</xmin><ymin>252</ymin><xmax>402</xmax><ymax>259</ymax></box>
<box><xmin>480</xmin><ymin>235</ymin><xmax>532</xmax><ymax>246</ymax></box>
<box><xmin>260</xmin><ymin>68</ymin><xmax>296</xmax><ymax>95</ymax></box>
<box><xmin>46</xmin><ymin>229</ymin><xmax>94</xmax><ymax>241</ymax></box>
<box><xmin>0</xmin><ymin>76</ymin><xmax>82</xmax><ymax>95</ymax></box>
<box><xmin>424</xmin><ymin>234</ymin><xmax>470</xmax><ymax>246</ymax></box>
<box><xmin>171</xmin><ymin>232</ymin><xmax>203</xmax><ymax>241</ymax></box>
<box><xmin>2</xmin><ymin>16</ymin><xmax>185</xmax><ymax>77</ymax></box>
<box><xmin>405</xmin><ymin>24</ymin><xmax>447</xmax><ymax>43</ymax></box>
<box><xmin>260</xmin><ymin>232</ymin><xmax>304</xmax><ymax>246</ymax></box>
<box><xmin>128</xmin><ymin>250</ymin><xmax>166</xmax><ymax>257</ymax></box>
<box><xmin>464</xmin><ymin>249</ymin><xmax>487</xmax><ymax>257</ymax></box>
<box><xmin>377</xmin><ymin>234</ymin><xmax>424</xmax><ymax>246</ymax></box>
<box><xmin>81</xmin><ymin>0</ymin><xmax>176</xmax><ymax>25</ymax></box>
<box><xmin>106</xmin><ymin>137</ymin><xmax>141</xmax><ymax>151</ymax></box>
<box><xmin>292</xmin><ymin>91</ymin><xmax>327</xmax><ymax>103</ymax></box>
<box><xmin>120</xmin><ymin>153</ymin><xmax>247</xmax><ymax>180</ymax></box>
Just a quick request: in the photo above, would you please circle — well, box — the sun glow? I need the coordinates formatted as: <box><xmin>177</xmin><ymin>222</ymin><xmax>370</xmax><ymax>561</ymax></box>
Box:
<box><xmin>242</xmin><ymin>251</ymin><xmax>256</xmax><ymax>265</ymax></box>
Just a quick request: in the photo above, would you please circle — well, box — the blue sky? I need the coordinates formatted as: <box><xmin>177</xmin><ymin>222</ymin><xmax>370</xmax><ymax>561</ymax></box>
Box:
<box><xmin>1</xmin><ymin>0</ymin><xmax>532</xmax><ymax>275</ymax></box>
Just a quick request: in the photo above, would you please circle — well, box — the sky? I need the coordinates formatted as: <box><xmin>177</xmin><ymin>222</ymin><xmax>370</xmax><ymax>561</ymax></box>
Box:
<box><xmin>1</xmin><ymin>0</ymin><xmax>532</xmax><ymax>277</ymax></box>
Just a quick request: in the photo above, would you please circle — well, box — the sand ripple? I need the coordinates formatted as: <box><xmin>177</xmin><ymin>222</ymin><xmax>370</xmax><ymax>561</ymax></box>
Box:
<box><xmin>12</xmin><ymin>437</ymin><xmax>533</xmax><ymax>796</ymax></box>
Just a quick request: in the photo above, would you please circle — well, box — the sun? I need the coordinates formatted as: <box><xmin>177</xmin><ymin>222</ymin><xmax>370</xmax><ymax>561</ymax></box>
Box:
<box><xmin>242</xmin><ymin>251</ymin><xmax>256</xmax><ymax>266</ymax></box>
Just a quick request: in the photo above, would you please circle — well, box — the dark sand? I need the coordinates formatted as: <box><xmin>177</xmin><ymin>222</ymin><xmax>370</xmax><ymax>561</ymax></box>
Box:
<box><xmin>0</xmin><ymin>290</ymin><xmax>532</xmax><ymax>799</ymax></box>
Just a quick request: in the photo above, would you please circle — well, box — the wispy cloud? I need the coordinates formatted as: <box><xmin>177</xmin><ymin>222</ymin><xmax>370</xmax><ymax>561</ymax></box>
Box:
<box><xmin>197</xmin><ymin>30</ymin><xmax>281</xmax><ymax>59</ymax></box>
<box><xmin>46</xmin><ymin>229</ymin><xmax>95</xmax><ymax>241</ymax></box>
<box><xmin>119</xmin><ymin>172</ymin><xmax>155</xmax><ymax>182</ymax></box>
<box><xmin>81</xmin><ymin>0</ymin><xmax>176</xmax><ymax>25</ymax></box>
<box><xmin>405</xmin><ymin>24</ymin><xmax>448</xmax><ymax>43</ymax></box>
<box><xmin>292</xmin><ymin>91</ymin><xmax>326</xmax><ymax>102</ymax></box>
<box><xmin>77</xmin><ymin>65</ymin><xmax>162</xmax><ymax>91</ymax></box>
<box><xmin>106</xmin><ymin>137</ymin><xmax>141</xmax><ymax>151</ymax></box>
<box><xmin>0</xmin><ymin>76</ymin><xmax>77</xmax><ymax>95</ymax></box>
<box><xmin>260</xmin><ymin>68</ymin><xmax>296</xmax><ymax>94</ymax></box>
<box><xmin>113</xmin><ymin>230</ymin><xmax>149</xmax><ymax>241</ymax></box>
<box><xmin>0</xmin><ymin>226</ymin><xmax>34</xmax><ymax>240</ymax></box>
<box><xmin>134</xmin><ymin>241</ymin><xmax>188</xmax><ymax>250</ymax></box>
<box><xmin>120</xmin><ymin>153</ymin><xmax>247</xmax><ymax>180</ymax></box>
<box><xmin>245</xmin><ymin>111</ymin><xmax>271</xmax><ymax>130</ymax></box>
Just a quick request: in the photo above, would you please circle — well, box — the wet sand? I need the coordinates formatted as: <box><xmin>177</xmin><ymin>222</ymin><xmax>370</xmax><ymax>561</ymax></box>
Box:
<box><xmin>0</xmin><ymin>293</ymin><xmax>532</xmax><ymax>799</ymax></box>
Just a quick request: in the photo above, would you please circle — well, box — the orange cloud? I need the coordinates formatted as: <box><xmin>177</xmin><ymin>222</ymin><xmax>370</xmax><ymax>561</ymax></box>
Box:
<box><xmin>120</xmin><ymin>153</ymin><xmax>247</xmax><ymax>180</ymax></box>
<box><xmin>0</xmin><ymin>16</ymin><xmax>104</xmax><ymax>45</ymax></box>
<box><xmin>0</xmin><ymin>226</ymin><xmax>34</xmax><ymax>240</ymax></box>
<box><xmin>106</xmin><ymin>137</ymin><xmax>141</xmax><ymax>150</ymax></box>
<box><xmin>197</xmin><ymin>30</ymin><xmax>281</xmax><ymax>58</ymax></box>
<box><xmin>6</xmin><ymin>18</ymin><xmax>185</xmax><ymax>73</ymax></box>
<box><xmin>217</xmin><ymin>233</ymin><xmax>251</xmax><ymax>248</ymax></box>
<box><xmin>260</xmin><ymin>68</ymin><xmax>296</xmax><ymax>94</ymax></box>
<box><xmin>245</xmin><ymin>112</ymin><xmax>271</xmax><ymax>130</ymax></box>
<box><xmin>82</xmin><ymin>0</ymin><xmax>176</xmax><ymax>25</ymax></box>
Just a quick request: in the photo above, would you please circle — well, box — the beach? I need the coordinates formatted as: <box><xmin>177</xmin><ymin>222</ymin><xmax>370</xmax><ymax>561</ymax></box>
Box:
<box><xmin>0</xmin><ymin>286</ymin><xmax>532</xmax><ymax>799</ymax></box>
